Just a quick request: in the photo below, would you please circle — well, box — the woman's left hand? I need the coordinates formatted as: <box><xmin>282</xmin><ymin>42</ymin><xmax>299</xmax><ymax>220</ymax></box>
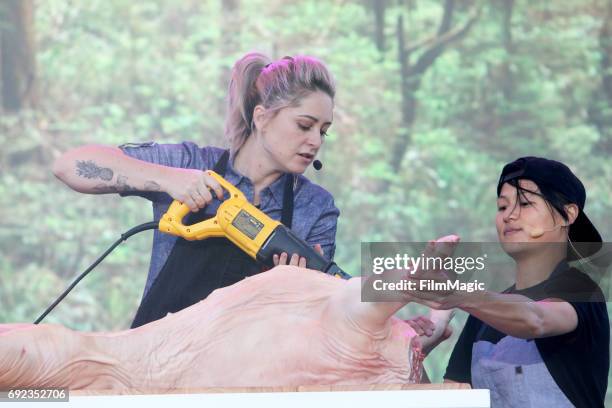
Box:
<box><xmin>273</xmin><ymin>244</ymin><xmax>324</xmax><ymax>268</ymax></box>
<box><xmin>407</xmin><ymin>313</ymin><xmax>454</xmax><ymax>355</ymax></box>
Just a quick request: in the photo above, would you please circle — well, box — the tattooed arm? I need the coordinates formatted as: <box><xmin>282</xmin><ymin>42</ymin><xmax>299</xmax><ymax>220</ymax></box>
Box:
<box><xmin>52</xmin><ymin>145</ymin><xmax>223</xmax><ymax>211</ymax></box>
<box><xmin>53</xmin><ymin>145</ymin><xmax>167</xmax><ymax>194</ymax></box>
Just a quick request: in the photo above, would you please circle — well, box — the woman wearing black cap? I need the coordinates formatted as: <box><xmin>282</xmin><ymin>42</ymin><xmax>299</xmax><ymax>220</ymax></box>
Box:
<box><xmin>412</xmin><ymin>157</ymin><xmax>609</xmax><ymax>407</ymax></box>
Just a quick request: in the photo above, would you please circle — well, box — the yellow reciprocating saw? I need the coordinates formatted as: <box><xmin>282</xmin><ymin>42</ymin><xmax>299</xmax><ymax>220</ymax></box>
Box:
<box><xmin>159</xmin><ymin>170</ymin><xmax>351</xmax><ymax>279</ymax></box>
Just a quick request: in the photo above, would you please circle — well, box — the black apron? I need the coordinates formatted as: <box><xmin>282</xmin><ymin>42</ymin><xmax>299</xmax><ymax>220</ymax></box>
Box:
<box><xmin>131</xmin><ymin>151</ymin><xmax>294</xmax><ymax>328</ymax></box>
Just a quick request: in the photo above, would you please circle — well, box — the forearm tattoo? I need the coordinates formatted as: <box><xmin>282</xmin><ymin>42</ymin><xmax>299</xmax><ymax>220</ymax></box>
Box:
<box><xmin>116</xmin><ymin>175</ymin><xmax>137</xmax><ymax>191</ymax></box>
<box><xmin>91</xmin><ymin>177</ymin><xmax>160</xmax><ymax>193</ymax></box>
<box><xmin>144</xmin><ymin>181</ymin><xmax>161</xmax><ymax>191</ymax></box>
<box><xmin>91</xmin><ymin>176</ymin><xmax>134</xmax><ymax>192</ymax></box>
<box><xmin>76</xmin><ymin>160</ymin><xmax>113</xmax><ymax>181</ymax></box>
<box><xmin>76</xmin><ymin>160</ymin><xmax>159</xmax><ymax>193</ymax></box>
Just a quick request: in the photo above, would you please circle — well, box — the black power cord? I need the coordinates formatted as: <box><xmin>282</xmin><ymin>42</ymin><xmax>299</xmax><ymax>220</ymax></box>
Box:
<box><xmin>33</xmin><ymin>221</ymin><xmax>159</xmax><ymax>324</ymax></box>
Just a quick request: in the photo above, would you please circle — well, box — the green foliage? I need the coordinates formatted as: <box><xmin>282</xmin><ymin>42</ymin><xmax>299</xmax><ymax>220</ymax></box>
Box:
<box><xmin>1</xmin><ymin>0</ymin><xmax>610</xmax><ymax>399</ymax></box>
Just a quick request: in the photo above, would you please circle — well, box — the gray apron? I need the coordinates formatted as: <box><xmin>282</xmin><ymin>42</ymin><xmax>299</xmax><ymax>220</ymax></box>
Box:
<box><xmin>471</xmin><ymin>324</ymin><xmax>574</xmax><ymax>407</ymax></box>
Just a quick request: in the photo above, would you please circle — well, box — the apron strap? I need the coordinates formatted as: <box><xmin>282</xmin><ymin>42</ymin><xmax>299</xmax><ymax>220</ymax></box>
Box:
<box><xmin>475</xmin><ymin>321</ymin><xmax>489</xmax><ymax>342</ymax></box>
<box><xmin>281</xmin><ymin>174</ymin><xmax>294</xmax><ymax>229</ymax></box>
<box><xmin>213</xmin><ymin>150</ymin><xmax>230</xmax><ymax>175</ymax></box>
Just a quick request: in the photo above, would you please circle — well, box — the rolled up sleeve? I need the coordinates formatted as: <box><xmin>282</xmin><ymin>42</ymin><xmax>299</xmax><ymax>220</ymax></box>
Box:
<box><xmin>117</xmin><ymin>141</ymin><xmax>207</xmax><ymax>200</ymax></box>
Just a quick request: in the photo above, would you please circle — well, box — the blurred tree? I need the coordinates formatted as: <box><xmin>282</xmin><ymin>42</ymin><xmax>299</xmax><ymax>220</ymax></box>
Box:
<box><xmin>499</xmin><ymin>0</ymin><xmax>515</xmax><ymax>99</ymax></box>
<box><xmin>371</xmin><ymin>0</ymin><xmax>387</xmax><ymax>54</ymax></box>
<box><xmin>0</xmin><ymin>0</ymin><xmax>37</xmax><ymax>111</ymax></box>
<box><xmin>385</xmin><ymin>0</ymin><xmax>481</xmax><ymax>191</ymax></box>
<box><xmin>588</xmin><ymin>0</ymin><xmax>612</xmax><ymax>154</ymax></box>
<box><xmin>218</xmin><ymin>0</ymin><xmax>241</xmax><ymax>118</ymax></box>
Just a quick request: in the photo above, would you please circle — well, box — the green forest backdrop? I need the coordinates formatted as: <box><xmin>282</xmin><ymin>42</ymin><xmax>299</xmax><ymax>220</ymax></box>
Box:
<box><xmin>1</xmin><ymin>0</ymin><xmax>611</xmax><ymax>399</ymax></box>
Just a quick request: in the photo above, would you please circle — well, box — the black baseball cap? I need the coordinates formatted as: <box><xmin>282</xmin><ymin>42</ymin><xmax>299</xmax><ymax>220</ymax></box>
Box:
<box><xmin>497</xmin><ymin>156</ymin><xmax>602</xmax><ymax>259</ymax></box>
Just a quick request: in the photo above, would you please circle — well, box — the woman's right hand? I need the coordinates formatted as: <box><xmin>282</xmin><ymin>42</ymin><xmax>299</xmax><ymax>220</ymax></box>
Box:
<box><xmin>163</xmin><ymin>168</ymin><xmax>224</xmax><ymax>212</ymax></box>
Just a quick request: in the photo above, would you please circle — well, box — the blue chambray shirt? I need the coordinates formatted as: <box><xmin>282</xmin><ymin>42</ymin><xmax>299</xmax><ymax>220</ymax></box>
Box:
<box><xmin>118</xmin><ymin>142</ymin><xmax>340</xmax><ymax>297</ymax></box>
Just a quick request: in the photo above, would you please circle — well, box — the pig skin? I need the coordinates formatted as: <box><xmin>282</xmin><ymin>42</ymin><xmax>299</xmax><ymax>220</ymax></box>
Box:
<box><xmin>0</xmin><ymin>266</ymin><xmax>434</xmax><ymax>391</ymax></box>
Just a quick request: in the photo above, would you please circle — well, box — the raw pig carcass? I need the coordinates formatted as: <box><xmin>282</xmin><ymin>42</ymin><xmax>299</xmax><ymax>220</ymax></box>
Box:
<box><xmin>0</xmin><ymin>266</ymin><xmax>451</xmax><ymax>391</ymax></box>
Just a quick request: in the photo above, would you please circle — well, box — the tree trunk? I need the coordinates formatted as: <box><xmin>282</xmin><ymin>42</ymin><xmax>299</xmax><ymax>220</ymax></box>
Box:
<box><xmin>0</xmin><ymin>0</ymin><xmax>37</xmax><ymax>112</ymax></box>
<box><xmin>389</xmin><ymin>14</ymin><xmax>419</xmax><ymax>176</ymax></box>
<box><xmin>372</xmin><ymin>0</ymin><xmax>386</xmax><ymax>54</ymax></box>
<box><xmin>589</xmin><ymin>0</ymin><xmax>612</xmax><ymax>154</ymax></box>
<box><xmin>499</xmin><ymin>0</ymin><xmax>515</xmax><ymax>99</ymax></box>
<box><xmin>217</xmin><ymin>0</ymin><xmax>241</xmax><ymax>119</ymax></box>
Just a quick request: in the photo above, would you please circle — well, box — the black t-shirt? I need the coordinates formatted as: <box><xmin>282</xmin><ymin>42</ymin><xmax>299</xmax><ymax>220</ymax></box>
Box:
<box><xmin>444</xmin><ymin>262</ymin><xmax>609</xmax><ymax>408</ymax></box>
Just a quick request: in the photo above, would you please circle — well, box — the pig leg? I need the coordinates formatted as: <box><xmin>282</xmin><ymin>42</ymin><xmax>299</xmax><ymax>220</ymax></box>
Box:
<box><xmin>0</xmin><ymin>323</ymin><xmax>34</xmax><ymax>335</ymax></box>
<box><xmin>339</xmin><ymin>236</ymin><xmax>460</xmax><ymax>334</ymax></box>
<box><xmin>0</xmin><ymin>324</ymin><xmax>133</xmax><ymax>390</ymax></box>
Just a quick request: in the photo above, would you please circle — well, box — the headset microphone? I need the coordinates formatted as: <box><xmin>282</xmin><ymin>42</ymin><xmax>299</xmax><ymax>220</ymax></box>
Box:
<box><xmin>313</xmin><ymin>160</ymin><xmax>322</xmax><ymax>170</ymax></box>
<box><xmin>527</xmin><ymin>223</ymin><xmax>569</xmax><ymax>238</ymax></box>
